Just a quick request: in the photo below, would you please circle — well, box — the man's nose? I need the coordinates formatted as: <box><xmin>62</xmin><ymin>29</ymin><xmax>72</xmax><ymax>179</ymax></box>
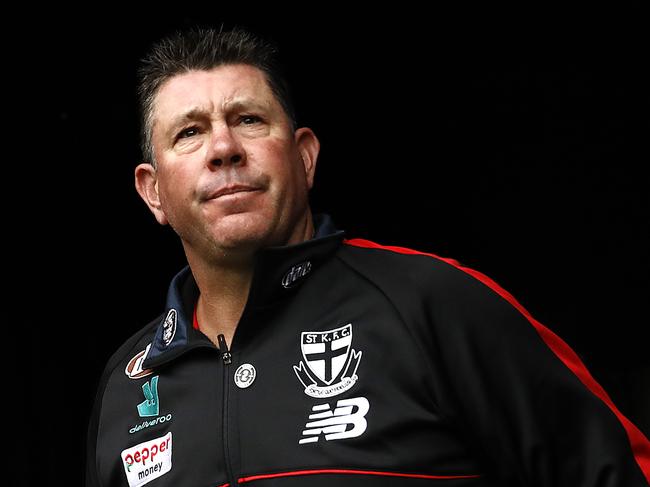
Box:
<box><xmin>207</xmin><ymin>125</ymin><xmax>246</xmax><ymax>168</ymax></box>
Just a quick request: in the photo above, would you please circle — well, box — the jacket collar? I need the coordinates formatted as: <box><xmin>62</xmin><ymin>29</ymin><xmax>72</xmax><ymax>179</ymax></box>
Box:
<box><xmin>143</xmin><ymin>213</ymin><xmax>344</xmax><ymax>367</ymax></box>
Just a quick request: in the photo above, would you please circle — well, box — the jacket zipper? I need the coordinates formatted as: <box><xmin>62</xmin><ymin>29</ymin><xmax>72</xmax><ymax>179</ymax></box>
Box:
<box><xmin>218</xmin><ymin>334</ymin><xmax>237</xmax><ymax>487</ymax></box>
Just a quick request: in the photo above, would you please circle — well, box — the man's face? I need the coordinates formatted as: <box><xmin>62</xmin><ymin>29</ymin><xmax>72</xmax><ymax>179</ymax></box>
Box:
<box><xmin>138</xmin><ymin>65</ymin><xmax>318</xmax><ymax>261</ymax></box>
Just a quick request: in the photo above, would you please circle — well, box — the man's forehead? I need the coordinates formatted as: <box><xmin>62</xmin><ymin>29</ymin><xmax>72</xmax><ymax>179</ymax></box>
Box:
<box><xmin>153</xmin><ymin>65</ymin><xmax>275</xmax><ymax>124</ymax></box>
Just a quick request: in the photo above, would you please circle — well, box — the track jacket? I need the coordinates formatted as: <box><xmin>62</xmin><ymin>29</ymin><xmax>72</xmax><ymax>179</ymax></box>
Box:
<box><xmin>86</xmin><ymin>214</ymin><xmax>650</xmax><ymax>486</ymax></box>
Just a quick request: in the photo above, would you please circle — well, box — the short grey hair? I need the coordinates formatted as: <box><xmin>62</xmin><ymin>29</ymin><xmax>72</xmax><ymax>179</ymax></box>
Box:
<box><xmin>137</xmin><ymin>26</ymin><xmax>297</xmax><ymax>166</ymax></box>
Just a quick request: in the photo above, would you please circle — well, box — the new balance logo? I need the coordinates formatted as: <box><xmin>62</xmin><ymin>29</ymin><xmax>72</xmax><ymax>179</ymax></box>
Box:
<box><xmin>299</xmin><ymin>396</ymin><xmax>369</xmax><ymax>444</ymax></box>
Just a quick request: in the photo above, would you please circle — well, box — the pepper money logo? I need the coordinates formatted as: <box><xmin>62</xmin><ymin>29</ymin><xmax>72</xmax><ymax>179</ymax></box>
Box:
<box><xmin>121</xmin><ymin>432</ymin><xmax>172</xmax><ymax>487</ymax></box>
<box><xmin>293</xmin><ymin>323</ymin><xmax>362</xmax><ymax>398</ymax></box>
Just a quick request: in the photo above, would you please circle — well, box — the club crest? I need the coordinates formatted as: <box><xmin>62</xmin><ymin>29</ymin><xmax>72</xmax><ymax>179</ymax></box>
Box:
<box><xmin>293</xmin><ymin>323</ymin><xmax>362</xmax><ymax>398</ymax></box>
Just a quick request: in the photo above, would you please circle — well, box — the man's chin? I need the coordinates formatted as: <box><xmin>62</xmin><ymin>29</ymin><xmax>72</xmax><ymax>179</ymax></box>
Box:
<box><xmin>208</xmin><ymin>213</ymin><xmax>277</xmax><ymax>251</ymax></box>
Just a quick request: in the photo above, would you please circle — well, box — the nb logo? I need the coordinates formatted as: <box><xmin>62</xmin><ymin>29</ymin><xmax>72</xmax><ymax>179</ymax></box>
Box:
<box><xmin>299</xmin><ymin>396</ymin><xmax>369</xmax><ymax>444</ymax></box>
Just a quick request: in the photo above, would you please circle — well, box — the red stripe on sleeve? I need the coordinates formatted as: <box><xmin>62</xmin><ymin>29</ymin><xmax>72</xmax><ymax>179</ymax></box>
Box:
<box><xmin>344</xmin><ymin>237</ymin><xmax>650</xmax><ymax>483</ymax></box>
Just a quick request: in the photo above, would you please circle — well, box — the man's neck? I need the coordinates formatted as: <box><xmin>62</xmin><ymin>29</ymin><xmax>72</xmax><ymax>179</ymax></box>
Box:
<box><xmin>193</xmin><ymin>261</ymin><xmax>253</xmax><ymax>348</ymax></box>
<box><xmin>188</xmin><ymin>213</ymin><xmax>315</xmax><ymax>348</ymax></box>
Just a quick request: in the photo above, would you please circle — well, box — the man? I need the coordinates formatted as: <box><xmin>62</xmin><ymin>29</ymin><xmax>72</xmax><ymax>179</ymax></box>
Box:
<box><xmin>86</xmin><ymin>27</ymin><xmax>650</xmax><ymax>486</ymax></box>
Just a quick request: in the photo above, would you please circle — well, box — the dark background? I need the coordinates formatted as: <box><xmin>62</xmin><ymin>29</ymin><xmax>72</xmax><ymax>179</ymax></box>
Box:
<box><xmin>12</xmin><ymin>7</ymin><xmax>648</xmax><ymax>485</ymax></box>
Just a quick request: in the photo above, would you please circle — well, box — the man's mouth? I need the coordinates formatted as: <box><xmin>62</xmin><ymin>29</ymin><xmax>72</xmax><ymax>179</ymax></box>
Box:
<box><xmin>208</xmin><ymin>184</ymin><xmax>262</xmax><ymax>200</ymax></box>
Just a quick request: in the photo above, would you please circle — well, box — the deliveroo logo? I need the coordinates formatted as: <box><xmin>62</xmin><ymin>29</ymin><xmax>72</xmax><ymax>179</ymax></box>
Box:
<box><xmin>137</xmin><ymin>376</ymin><xmax>160</xmax><ymax>417</ymax></box>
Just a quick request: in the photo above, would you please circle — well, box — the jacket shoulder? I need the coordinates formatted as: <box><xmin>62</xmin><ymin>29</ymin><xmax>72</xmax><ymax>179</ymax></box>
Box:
<box><xmin>337</xmin><ymin>237</ymin><xmax>528</xmax><ymax>336</ymax></box>
<box><xmin>338</xmin><ymin>238</ymin><xmax>488</xmax><ymax>297</ymax></box>
<box><xmin>99</xmin><ymin>314</ymin><xmax>162</xmax><ymax>383</ymax></box>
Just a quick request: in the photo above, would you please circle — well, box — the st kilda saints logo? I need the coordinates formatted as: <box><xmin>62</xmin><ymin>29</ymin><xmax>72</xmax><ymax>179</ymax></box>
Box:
<box><xmin>293</xmin><ymin>323</ymin><xmax>362</xmax><ymax>398</ymax></box>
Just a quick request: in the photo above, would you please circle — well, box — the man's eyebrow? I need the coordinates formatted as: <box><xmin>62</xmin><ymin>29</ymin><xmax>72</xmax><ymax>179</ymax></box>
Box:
<box><xmin>163</xmin><ymin>98</ymin><xmax>272</xmax><ymax>137</ymax></box>
<box><xmin>223</xmin><ymin>97</ymin><xmax>271</xmax><ymax>113</ymax></box>
<box><xmin>166</xmin><ymin>107</ymin><xmax>211</xmax><ymax>135</ymax></box>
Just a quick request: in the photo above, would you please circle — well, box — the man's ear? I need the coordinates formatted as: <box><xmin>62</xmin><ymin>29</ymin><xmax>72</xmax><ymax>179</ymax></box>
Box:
<box><xmin>134</xmin><ymin>163</ymin><xmax>169</xmax><ymax>225</ymax></box>
<box><xmin>294</xmin><ymin>127</ymin><xmax>320</xmax><ymax>190</ymax></box>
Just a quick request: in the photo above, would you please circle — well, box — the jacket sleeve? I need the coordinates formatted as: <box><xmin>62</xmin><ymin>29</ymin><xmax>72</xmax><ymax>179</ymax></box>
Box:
<box><xmin>84</xmin><ymin>318</ymin><xmax>159</xmax><ymax>487</ymax></box>
<box><xmin>425</xmin><ymin>260</ymin><xmax>650</xmax><ymax>486</ymax></box>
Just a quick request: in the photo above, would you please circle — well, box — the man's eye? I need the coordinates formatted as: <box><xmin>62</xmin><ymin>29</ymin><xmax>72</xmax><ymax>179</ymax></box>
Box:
<box><xmin>240</xmin><ymin>115</ymin><xmax>261</xmax><ymax>125</ymax></box>
<box><xmin>178</xmin><ymin>127</ymin><xmax>199</xmax><ymax>139</ymax></box>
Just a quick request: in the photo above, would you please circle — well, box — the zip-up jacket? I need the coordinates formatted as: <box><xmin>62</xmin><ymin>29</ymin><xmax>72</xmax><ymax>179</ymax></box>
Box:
<box><xmin>86</xmin><ymin>214</ymin><xmax>650</xmax><ymax>486</ymax></box>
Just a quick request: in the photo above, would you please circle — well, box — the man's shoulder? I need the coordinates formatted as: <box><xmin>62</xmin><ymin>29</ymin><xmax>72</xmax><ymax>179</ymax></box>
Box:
<box><xmin>339</xmin><ymin>237</ymin><xmax>537</xmax><ymax>326</ymax></box>
<box><xmin>339</xmin><ymin>238</ymin><xmax>469</xmax><ymax>283</ymax></box>
<box><xmin>337</xmin><ymin>237</ymin><xmax>506</xmax><ymax>305</ymax></box>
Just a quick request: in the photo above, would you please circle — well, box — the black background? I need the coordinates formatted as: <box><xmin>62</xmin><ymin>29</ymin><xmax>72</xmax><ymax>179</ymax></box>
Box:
<box><xmin>12</xmin><ymin>7</ymin><xmax>648</xmax><ymax>485</ymax></box>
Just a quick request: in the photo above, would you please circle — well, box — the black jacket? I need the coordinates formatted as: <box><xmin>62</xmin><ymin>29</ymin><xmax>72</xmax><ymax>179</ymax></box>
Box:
<box><xmin>86</xmin><ymin>214</ymin><xmax>650</xmax><ymax>486</ymax></box>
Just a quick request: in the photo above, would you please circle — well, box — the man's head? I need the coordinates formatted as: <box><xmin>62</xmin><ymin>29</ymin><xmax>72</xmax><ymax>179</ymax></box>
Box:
<box><xmin>134</xmin><ymin>27</ymin><xmax>320</xmax><ymax>265</ymax></box>
<box><xmin>137</xmin><ymin>27</ymin><xmax>297</xmax><ymax>167</ymax></box>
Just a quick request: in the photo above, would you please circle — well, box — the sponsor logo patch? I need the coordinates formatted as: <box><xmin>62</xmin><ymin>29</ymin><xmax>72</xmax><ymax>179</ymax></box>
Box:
<box><xmin>121</xmin><ymin>432</ymin><xmax>172</xmax><ymax>486</ymax></box>
<box><xmin>234</xmin><ymin>363</ymin><xmax>256</xmax><ymax>389</ymax></box>
<box><xmin>137</xmin><ymin>376</ymin><xmax>160</xmax><ymax>417</ymax></box>
<box><xmin>162</xmin><ymin>309</ymin><xmax>177</xmax><ymax>347</ymax></box>
<box><xmin>125</xmin><ymin>344</ymin><xmax>154</xmax><ymax>379</ymax></box>
<box><xmin>299</xmin><ymin>397</ymin><xmax>369</xmax><ymax>444</ymax></box>
<box><xmin>282</xmin><ymin>261</ymin><xmax>312</xmax><ymax>288</ymax></box>
<box><xmin>129</xmin><ymin>375</ymin><xmax>173</xmax><ymax>433</ymax></box>
<box><xmin>129</xmin><ymin>414</ymin><xmax>172</xmax><ymax>435</ymax></box>
<box><xmin>293</xmin><ymin>323</ymin><xmax>362</xmax><ymax>398</ymax></box>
